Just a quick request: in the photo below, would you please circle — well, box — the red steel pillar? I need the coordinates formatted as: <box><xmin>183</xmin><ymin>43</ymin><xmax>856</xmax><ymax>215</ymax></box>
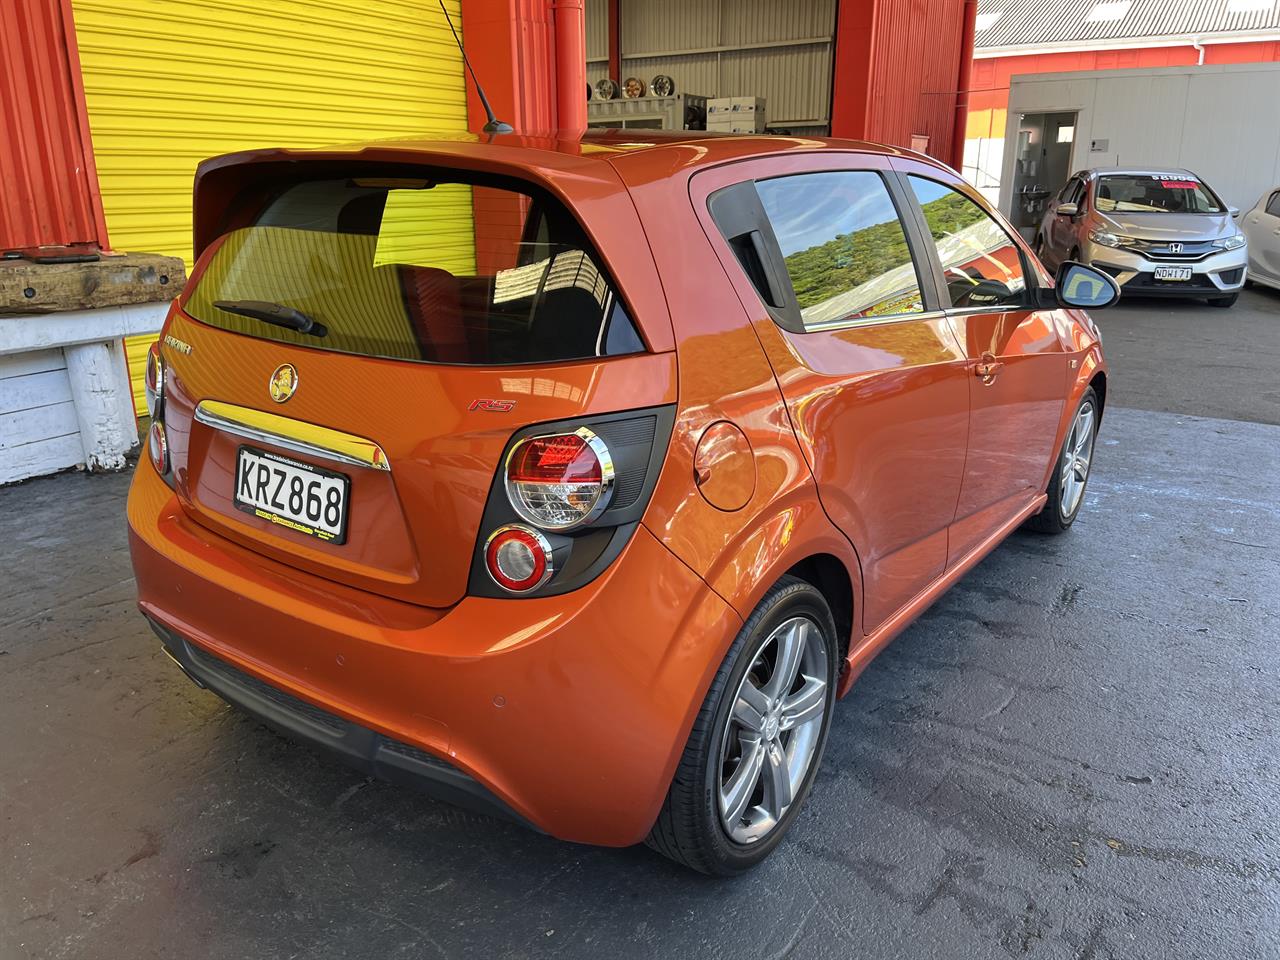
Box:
<box><xmin>459</xmin><ymin>0</ymin><xmax>585</xmax><ymax>137</ymax></box>
<box><xmin>551</xmin><ymin>0</ymin><xmax>586</xmax><ymax>137</ymax></box>
<box><xmin>829</xmin><ymin>0</ymin><xmax>877</xmax><ymax>141</ymax></box>
<box><xmin>950</xmin><ymin>0</ymin><xmax>979</xmax><ymax>171</ymax></box>
<box><xmin>607</xmin><ymin>0</ymin><xmax>620</xmax><ymax>88</ymax></box>
<box><xmin>459</xmin><ymin>0</ymin><xmax>555</xmax><ymax>133</ymax></box>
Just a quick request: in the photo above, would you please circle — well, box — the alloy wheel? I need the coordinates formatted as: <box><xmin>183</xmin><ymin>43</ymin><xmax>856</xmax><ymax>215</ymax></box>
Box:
<box><xmin>1060</xmin><ymin>400</ymin><xmax>1096</xmax><ymax>518</ymax></box>
<box><xmin>717</xmin><ymin>616</ymin><xmax>829</xmax><ymax>844</ymax></box>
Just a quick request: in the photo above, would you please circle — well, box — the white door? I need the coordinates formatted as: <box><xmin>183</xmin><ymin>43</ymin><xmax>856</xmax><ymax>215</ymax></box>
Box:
<box><xmin>1244</xmin><ymin>191</ymin><xmax>1280</xmax><ymax>282</ymax></box>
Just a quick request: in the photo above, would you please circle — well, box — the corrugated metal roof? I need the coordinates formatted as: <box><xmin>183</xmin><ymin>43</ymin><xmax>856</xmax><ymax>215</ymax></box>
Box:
<box><xmin>975</xmin><ymin>0</ymin><xmax>1280</xmax><ymax>49</ymax></box>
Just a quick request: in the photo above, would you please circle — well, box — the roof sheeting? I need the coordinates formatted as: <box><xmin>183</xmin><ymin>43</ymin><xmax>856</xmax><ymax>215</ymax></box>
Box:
<box><xmin>975</xmin><ymin>0</ymin><xmax>1280</xmax><ymax>50</ymax></box>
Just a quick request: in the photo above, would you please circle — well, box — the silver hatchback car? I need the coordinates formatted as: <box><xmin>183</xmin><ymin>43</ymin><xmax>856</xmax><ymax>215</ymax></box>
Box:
<box><xmin>1035</xmin><ymin>168</ymin><xmax>1248</xmax><ymax>308</ymax></box>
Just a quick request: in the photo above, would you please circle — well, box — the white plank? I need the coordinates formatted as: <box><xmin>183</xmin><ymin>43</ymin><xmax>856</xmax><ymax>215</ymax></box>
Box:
<box><xmin>0</xmin><ymin>368</ymin><xmax>74</xmax><ymax>416</ymax></box>
<box><xmin>0</xmin><ymin>302</ymin><xmax>169</xmax><ymax>356</ymax></box>
<box><xmin>0</xmin><ymin>348</ymin><xmax>66</xmax><ymax>379</ymax></box>
<box><xmin>0</xmin><ymin>433</ymin><xmax>84</xmax><ymax>485</ymax></box>
<box><xmin>0</xmin><ymin>401</ymin><xmax>80</xmax><ymax>449</ymax></box>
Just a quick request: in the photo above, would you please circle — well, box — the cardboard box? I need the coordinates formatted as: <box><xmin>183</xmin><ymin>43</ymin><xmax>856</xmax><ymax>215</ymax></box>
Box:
<box><xmin>707</xmin><ymin>115</ymin><xmax>766</xmax><ymax>134</ymax></box>
<box><xmin>708</xmin><ymin>96</ymin><xmax>766</xmax><ymax>117</ymax></box>
<box><xmin>730</xmin><ymin>96</ymin><xmax>766</xmax><ymax>115</ymax></box>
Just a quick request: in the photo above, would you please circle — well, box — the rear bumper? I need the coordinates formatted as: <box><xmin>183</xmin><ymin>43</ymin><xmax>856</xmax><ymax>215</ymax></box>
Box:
<box><xmin>127</xmin><ymin>459</ymin><xmax>741</xmax><ymax>846</ymax></box>
<box><xmin>151</xmin><ymin>617</ymin><xmax>535</xmax><ymax>828</ymax></box>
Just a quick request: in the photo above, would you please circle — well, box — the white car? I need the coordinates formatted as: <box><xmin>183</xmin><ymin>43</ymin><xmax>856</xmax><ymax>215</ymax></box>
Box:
<box><xmin>1243</xmin><ymin>188</ymin><xmax>1280</xmax><ymax>292</ymax></box>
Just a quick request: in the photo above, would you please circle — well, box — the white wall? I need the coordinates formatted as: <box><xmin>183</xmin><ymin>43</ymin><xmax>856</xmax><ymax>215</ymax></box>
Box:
<box><xmin>997</xmin><ymin>63</ymin><xmax>1280</xmax><ymax>218</ymax></box>
<box><xmin>963</xmin><ymin>137</ymin><xmax>1005</xmax><ymax>207</ymax></box>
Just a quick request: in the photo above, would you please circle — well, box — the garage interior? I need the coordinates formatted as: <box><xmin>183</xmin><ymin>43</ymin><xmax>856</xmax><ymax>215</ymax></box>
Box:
<box><xmin>3</xmin><ymin>0</ymin><xmax>1279</xmax><ymax>958</ymax></box>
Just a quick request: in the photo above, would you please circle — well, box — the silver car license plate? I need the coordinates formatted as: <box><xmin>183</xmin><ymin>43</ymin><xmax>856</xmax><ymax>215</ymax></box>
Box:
<box><xmin>234</xmin><ymin>446</ymin><xmax>349</xmax><ymax>543</ymax></box>
<box><xmin>1153</xmin><ymin>266</ymin><xmax>1193</xmax><ymax>281</ymax></box>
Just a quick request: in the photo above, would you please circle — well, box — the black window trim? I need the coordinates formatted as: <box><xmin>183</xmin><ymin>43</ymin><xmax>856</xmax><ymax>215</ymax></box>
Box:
<box><xmin>1267</xmin><ymin>190</ymin><xmax>1280</xmax><ymax>217</ymax></box>
<box><xmin>895</xmin><ymin>170</ymin><xmax>1038</xmax><ymax>317</ymax></box>
<box><xmin>708</xmin><ymin>166</ymin><xmax>945</xmax><ymax>335</ymax></box>
<box><xmin>1067</xmin><ymin>176</ymin><xmax>1087</xmax><ymax>212</ymax></box>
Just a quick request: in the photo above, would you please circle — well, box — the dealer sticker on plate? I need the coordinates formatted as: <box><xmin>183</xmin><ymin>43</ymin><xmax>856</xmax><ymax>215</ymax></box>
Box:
<box><xmin>234</xmin><ymin>446</ymin><xmax>349</xmax><ymax>543</ymax></box>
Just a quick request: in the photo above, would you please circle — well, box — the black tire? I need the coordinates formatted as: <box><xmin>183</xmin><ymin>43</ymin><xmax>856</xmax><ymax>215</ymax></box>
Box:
<box><xmin>646</xmin><ymin>576</ymin><xmax>838</xmax><ymax>875</ymax></box>
<box><xmin>1026</xmin><ymin>387</ymin><xmax>1099</xmax><ymax>535</ymax></box>
<box><xmin>1208</xmin><ymin>293</ymin><xmax>1239</xmax><ymax>308</ymax></box>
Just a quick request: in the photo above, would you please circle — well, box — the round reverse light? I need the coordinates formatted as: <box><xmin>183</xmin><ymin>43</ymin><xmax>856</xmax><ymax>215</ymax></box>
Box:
<box><xmin>144</xmin><ymin>342</ymin><xmax>165</xmax><ymax>419</ymax></box>
<box><xmin>484</xmin><ymin>525</ymin><xmax>553</xmax><ymax>593</ymax></box>
<box><xmin>148</xmin><ymin>420</ymin><xmax>169</xmax><ymax>475</ymax></box>
<box><xmin>504</xmin><ymin>427</ymin><xmax>615</xmax><ymax>531</ymax></box>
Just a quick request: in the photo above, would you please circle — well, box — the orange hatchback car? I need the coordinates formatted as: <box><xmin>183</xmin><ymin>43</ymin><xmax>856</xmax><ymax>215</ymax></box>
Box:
<box><xmin>129</xmin><ymin>131</ymin><xmax>1117</xmax><ymax>874</ymax></box>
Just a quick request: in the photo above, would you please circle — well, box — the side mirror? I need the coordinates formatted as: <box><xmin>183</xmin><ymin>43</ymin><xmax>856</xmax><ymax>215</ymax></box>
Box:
<box><xmin>1229</xmin><ymin>206</ymin><xmax>1241</xmax><ymax>219</ymax></box>
<box><xmin>1048</xmin><ymin>261</ymin><xmax>1121</xmax><ymax>310</ymax></box>
<box><xmin>1055</xmin><ymin>202</ymin><xmax>1079</xmax><ymax>217</ymax></box>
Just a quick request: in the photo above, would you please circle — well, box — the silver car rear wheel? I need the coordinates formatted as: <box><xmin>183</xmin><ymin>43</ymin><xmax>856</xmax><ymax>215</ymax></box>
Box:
<box><xmin>647</xmin><ymin>576</ymin><xmax>838</xmax><ymax>874</ymax></box>
<box><xmin>717</xmin><ymin>615</ymin><xmax>829</xmax><ymax>844</ymax></box>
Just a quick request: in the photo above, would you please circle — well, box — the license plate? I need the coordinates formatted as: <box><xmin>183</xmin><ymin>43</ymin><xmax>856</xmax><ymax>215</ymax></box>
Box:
<box><xmin>1153</xmin><ymin>266</ymin><xmax>1193</xmax><ymax>281</ymax></box>
<box><xmin>234</xmin><ymin>446</ymin><xmax>349</xmax><ymax>544</ymax></box>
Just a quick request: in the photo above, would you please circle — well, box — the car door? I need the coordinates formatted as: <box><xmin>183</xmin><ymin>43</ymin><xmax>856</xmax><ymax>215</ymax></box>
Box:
<box><xmin>693</xmin><ymin>154</ymin><xmax>971</xmax><ymax>632</ymax></box>
<box><xmin>1244</xmin><ymin>190</ymin><xmax>1280</xmax><ymax>282</ymax></box>
<box><xmin>1046</xmin><ymin>177</ymin><xmax>1084</xmax><ymax>265</ymax></box>
<box><xmin>894</xmin><ymin>161</ymin><xmax>1070</xmax><ymax>564</ymax></box>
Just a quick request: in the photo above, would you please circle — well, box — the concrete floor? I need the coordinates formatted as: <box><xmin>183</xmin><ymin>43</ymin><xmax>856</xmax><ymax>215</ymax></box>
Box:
<box><xmin>3</xmin><ymin>291</ymin><xmax>1278</xmax><ymax>959</ymax></box>
<box><xmin>1098</xmin><ymin>285</ymin><xmax>1280</xmax><ymax>425</ymax></box>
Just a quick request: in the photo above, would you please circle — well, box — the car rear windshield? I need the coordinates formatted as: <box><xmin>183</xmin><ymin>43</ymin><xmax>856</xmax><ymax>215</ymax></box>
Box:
<box><xmin>1094</xmin><ymin>175</ymin><xmax>1225</xmax><ymax>214</ymax></box>
<box><xmin>183</xmin><ymin>176</ymin><xmax>645</xmax><ymax>365</ymax></box>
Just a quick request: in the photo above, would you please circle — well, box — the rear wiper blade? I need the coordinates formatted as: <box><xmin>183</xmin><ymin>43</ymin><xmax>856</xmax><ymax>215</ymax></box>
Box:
<box><xmin>213</xmin><ymin>300</ymin><xmax>327</xmax><ymax>338</ymax></box>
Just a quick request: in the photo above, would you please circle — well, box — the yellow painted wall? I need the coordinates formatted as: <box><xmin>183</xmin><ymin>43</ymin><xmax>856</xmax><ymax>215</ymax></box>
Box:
<box><xmin>966</xmin><ymin>108</ymin><xmax>1008</xmax><ymax>141</ymax></box>
<box><xmin>70</xmin><ymin>0</ymin><xmax>470</xmax><ymax>411</ymax></box>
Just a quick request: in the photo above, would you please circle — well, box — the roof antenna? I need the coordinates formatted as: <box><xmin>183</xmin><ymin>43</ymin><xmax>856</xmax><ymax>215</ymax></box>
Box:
<box><xmin>438</xmin><ymin>0</ymin><xmax>514</xmax><ymax>134</ymax></box>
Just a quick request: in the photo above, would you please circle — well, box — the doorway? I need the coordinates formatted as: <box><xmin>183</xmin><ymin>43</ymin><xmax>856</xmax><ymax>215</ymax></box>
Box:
<box><xmin>1009</xmin><ymin>111</ymin><xmax>1078</xmax><ymax>236</ymax></box>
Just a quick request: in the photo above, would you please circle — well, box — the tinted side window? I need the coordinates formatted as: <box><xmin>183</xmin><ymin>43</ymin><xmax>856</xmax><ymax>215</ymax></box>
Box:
<box><xmin>756</xmin><ymin>172</ymin><xmax>926</xmax><ymax>328</ymax></box>
<box><xmin>1268</xmin><ymin>192</ymin><xmax>1280</xmax><ymax>217</ymax></box>
<box><xmin>1066</xmin><ymin>178</ymin><xmax>1085</xmax><ymax>207</ymax></box>
<box><xmin>907</xmin><ymin>176</ymin><xmax>1029</xmax><ymax>310</ymax></box>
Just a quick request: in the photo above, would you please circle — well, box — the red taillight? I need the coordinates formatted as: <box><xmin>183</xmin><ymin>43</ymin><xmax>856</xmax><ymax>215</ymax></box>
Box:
<box><xmin>144</xmin><ymin>342</ymin><xmax>165</xmax><ymax>420</ymax></box>
<box><xmin>148</xmin><ymin>421</ymin><xmax>169</xmax><ymax>475</ymax></box>
<box><xmin>484</xmin><ymin>525</ymin><xmax>553</xmax><ymax>593</ymax></box>
<box><xmin>504</xmin><ymin>428</ymin><xmax>614</xmax><ymax>530</ymax></box>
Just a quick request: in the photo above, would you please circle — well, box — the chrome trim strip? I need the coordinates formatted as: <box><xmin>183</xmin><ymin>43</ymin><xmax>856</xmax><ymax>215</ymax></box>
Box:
<box><xmin>193</xmin><ymin>400</ymin><xmax>391</xmax><ymax>472</ymax></box>
<box><xmin>800</xmin><ymin>308</ymin><xmax>949</xmax><ymax>333</ymax></box>
<box><xmin>944</xmin><ymin>304</ymin><xmax>1029</xmax><ymax>318</ymax></box>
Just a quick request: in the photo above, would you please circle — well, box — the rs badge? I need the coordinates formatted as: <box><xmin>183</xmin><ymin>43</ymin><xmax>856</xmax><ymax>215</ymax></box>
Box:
<box><xmin>469</xmin><ymin>399</ymin><xmax>515</xmax><ymax>412</ymax></box>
